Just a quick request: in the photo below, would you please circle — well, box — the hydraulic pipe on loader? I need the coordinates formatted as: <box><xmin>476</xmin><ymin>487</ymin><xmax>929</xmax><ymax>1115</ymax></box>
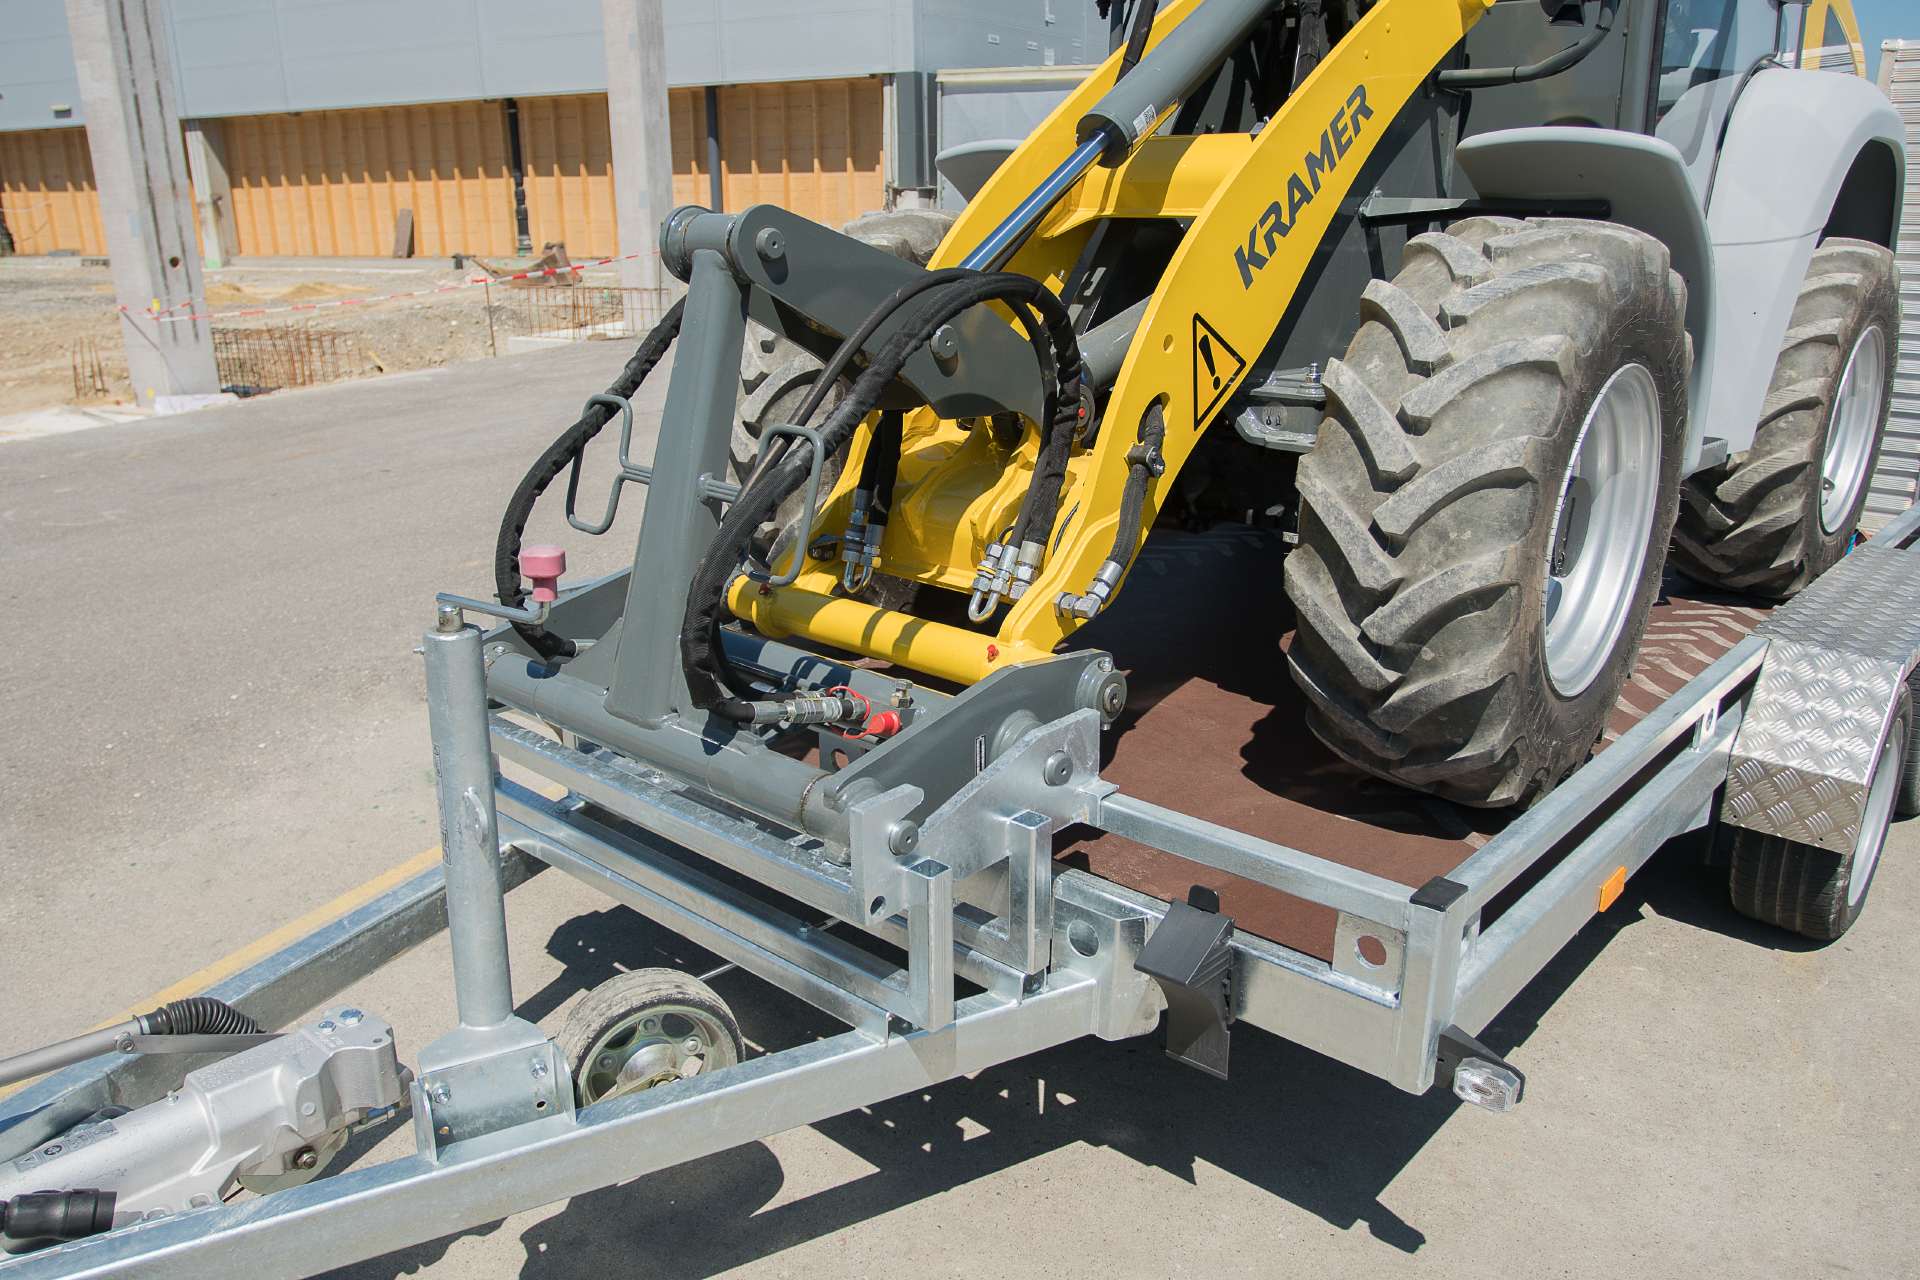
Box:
<box><xmin>959</xmin><ymin>0</ymin><xmax>1281</xmax><ymax>272</ymax></box>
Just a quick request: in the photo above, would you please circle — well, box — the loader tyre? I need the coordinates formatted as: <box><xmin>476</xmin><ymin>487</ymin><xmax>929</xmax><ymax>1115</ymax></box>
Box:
<box><xmin>1725</xmin><ymin>686</ymin><xmax>1910</xmax><ymax>940</ymax></box>
<box><xmin>1286</xmin><ymin>218</ymin><xmax>1689</xmax><ymax>807</ymax></box>
<box><xmin>1671</xmin><ymin>238</ymin><xmax>1898</xmax><ymax>598</ymax></box>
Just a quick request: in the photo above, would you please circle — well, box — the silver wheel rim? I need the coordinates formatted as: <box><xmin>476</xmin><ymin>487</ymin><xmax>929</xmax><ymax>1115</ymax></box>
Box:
<box><xmin>1543</xmin><ymin>363</ymin><xmax>1663</xmax><ymax>697</ymax></box>
<box><xmin>1847</xmin><ymin>719</ymin><xmax>1902</xmax><ymax>907</ymax></box>
<box><xmin>577</xmin><ymin>1002</ymin><xmax>733</xmax><ymax>1105</ymax></box>
<box><xmin>1819</xmin><ymin>325</ymin><xmax>1886</xmax><ymax>535</ymax></box>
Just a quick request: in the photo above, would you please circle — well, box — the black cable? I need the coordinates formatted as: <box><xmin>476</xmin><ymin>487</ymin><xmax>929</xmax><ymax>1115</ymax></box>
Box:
<box><xmin>682</xmin><ymin>273</ymin><xmax>1083</xmax><ymax>718</ymax></box>
<box><xmin>493</xmin><ymin>296</ymin><xmax>686</xmax><ymax>662</ymax></box>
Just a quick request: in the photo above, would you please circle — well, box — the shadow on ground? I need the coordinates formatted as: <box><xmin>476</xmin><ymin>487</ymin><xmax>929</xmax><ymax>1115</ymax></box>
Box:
<box><xmin>323</xmin><ymin>821</ymin><xmax>1862</xmax><ymax>1278</ymax></box>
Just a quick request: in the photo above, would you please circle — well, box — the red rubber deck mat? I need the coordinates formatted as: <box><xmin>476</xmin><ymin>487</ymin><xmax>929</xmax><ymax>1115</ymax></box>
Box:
<box><xmin>1058</xmin><ymin>526</ymin><xmax>1768</xmax><ymax>962</ymax></box>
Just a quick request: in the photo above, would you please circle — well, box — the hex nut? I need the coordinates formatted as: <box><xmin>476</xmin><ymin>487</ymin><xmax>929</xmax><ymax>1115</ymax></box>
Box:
<box><xmin>292</xmin><ymin>1147</ymin><xmax>318</xmax><ymax>1171</ymax></box>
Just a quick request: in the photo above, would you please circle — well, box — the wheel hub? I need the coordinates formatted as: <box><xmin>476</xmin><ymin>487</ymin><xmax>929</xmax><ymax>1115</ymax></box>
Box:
<box><xmin>1543</xmin><ymin>363</ymin><xmax>1662</xmax><ymax>697</ymax></box>
<box><xmin>579</xmin><ymin>1006</ymin><xmax>725</xmax><ymax>1104</ymax></box>
<box><xmin>1819</xmin><ymin>325</ymin><xmax>1886</xmax><ymax>535</ymax></box>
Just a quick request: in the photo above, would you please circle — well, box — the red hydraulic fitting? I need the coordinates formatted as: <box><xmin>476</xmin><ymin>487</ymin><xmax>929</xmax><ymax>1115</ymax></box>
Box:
<box><xmin>865</xmin><ymin>709</ymin><xmax>903</xmax><ymax>738</ymax></box>
<box><xmin>521</xmin><ymin>545</ymin><xmax>566</xmax><ymax>602</ymax></box>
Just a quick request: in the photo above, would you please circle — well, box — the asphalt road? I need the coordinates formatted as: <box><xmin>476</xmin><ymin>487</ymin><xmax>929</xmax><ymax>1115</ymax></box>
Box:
<box><xmin>2</xmin><ymin>345</ymin><xmax>1916</xmax><ymax>1278</ymax></box>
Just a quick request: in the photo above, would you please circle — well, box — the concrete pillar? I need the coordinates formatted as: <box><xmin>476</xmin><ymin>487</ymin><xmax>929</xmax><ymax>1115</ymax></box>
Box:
<box><xmin>601</xmin><ymin>0</ymin><xmax>677</xmax><ymax>316</ymax></box>
<box><xmin>183</xmin><ymin>120</ymin><xmax>239</xmax><ymax>269</ymax></box>
<box><xmin>65</xmin><ymin>0</ymin><xmax>218</xmax><ymax>409</ymax></box>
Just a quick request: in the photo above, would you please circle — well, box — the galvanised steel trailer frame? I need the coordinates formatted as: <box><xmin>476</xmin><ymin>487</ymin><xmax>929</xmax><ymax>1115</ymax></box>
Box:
<box><xmin>3</xmin><ymin>503</ymin><xmax>1916</xmax><ymax>1280</ymax></box>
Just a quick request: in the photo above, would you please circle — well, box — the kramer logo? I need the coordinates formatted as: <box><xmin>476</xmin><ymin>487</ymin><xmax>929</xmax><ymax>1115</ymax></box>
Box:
<box><xmin>1234</xmin><ymin>85</ymin><xmax>1376</xmax><ymax>289</ymax></box>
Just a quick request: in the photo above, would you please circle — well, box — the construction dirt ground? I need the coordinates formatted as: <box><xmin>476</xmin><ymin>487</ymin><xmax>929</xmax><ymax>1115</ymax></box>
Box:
<box><xmin>0</xmin><ymin>253</ymin><xmax>629</xmax><ymax>426</ymax></box>
<box><xmin>1</xmin><ymin>342</ymin><xmax>1915</xmax><ymax>1278</ymax></box>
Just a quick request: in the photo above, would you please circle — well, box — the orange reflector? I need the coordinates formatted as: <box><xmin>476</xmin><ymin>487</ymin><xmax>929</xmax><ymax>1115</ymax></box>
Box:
<box><xmin>1598</xmin><ymin>866</ymin><xmax>1628</xmax><ymax>912</ymax></box>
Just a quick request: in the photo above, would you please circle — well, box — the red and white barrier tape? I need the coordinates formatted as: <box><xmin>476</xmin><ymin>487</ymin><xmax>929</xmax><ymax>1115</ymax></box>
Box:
<box><xmin>135</xmin><ymin>252</ymin><xmax>659</xmax><ymax>325</ymax></box>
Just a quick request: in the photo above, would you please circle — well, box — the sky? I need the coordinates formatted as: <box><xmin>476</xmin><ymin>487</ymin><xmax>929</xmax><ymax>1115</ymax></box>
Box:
<box><xmin>1851</xmin><ymin>0</ymin><xmax>1915</xmax><ymax>82</ymax></box>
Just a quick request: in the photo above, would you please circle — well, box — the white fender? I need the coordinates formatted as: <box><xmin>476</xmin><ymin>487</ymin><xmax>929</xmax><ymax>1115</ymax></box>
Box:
<box><xmin>1702</xmin><ymin>66</ymin><xmax>1904</xmax><ymax>456</ymax></box>
<box><xmin>1456</xmin><ymin>127</ymin><xmax>1719</xmax><ymax>470</ymax></box>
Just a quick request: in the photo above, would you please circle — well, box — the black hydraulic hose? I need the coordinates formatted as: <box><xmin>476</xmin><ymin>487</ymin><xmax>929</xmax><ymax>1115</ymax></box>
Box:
<box><xmin>1111</xmin><ymin>402</ymin><xmax>1165</xmax><ymax>562</ymax></box>
<box><xmin>1117</xmin><ymin>0</ymin><xmax>1159</xmax><ymax>80</ymax></box>
<box><xmin>746</xmin><ymin>268</ymin><xmax>975</xmax><ymax>489</ymax></box>
<box><xmin>493</xmin><ymin>296</ymin><xmax>686</xmax><ymax>662</ymax></box>
<box><xmin>682</xmin><ymin>273</ymin><xmax>1083</xmax><ymax>717</ymax></box>
<box><xmin>1436</xmin><ymin>0</ymin><xmax>1617</xmax><ymax>87</ymax></box>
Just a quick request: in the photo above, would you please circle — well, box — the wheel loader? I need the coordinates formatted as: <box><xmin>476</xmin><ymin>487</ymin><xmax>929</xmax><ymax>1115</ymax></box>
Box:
<box><xmin>484</xmin><ymin>0</ymin><xmax>1906</xmax><ymax>949</ymax></box>
<box><xmin>7</xmin><ymin>0</ymin><xmax>1918</xmax><ymax>1267</ymax></box>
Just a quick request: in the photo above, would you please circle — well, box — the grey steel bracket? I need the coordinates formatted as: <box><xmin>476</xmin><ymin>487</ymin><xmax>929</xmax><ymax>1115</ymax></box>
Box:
<box><xmin>818</xmin><ymin>650</ymin><xmax>1123</xmax><ymax>830</ymax></box>
<box><xmin>411</xmin><ymin>1028</ymin><xmax>574</xmax><ymax>1157</ymax></box>
<box><xmin>1133</xmin><ymin>885</ymin><xmax>1236</xmax><ymax>1080</ymax></box>
<box><xmin>567</xmin><ymin>393</ymin><xmax>651</xmax><ymax>535</ymax></box>
<box><xmin>1724</xmin><ymin>545</ymin><xmax>1920</xmax><ymax>852</ymax></box>
<box><xmin>668</xmin><ymin>203</ymin><xmax>1046</xmax><ymax>422</ymax></box>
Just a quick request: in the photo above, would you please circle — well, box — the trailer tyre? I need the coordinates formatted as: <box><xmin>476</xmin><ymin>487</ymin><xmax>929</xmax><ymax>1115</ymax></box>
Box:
<box><xmin>558</xmin><ymin>969</ymin><xmax>744</xmax><ymax>1106</ymax></box>
<box><xmin>1671</xmin><ymin>238</ymin><xmax>1898</xmax><ymax>598</ymax></box>
<box><xmin>1725</xmin><ymin>686</ymin><xmax>1911</xmax><ymax>940</ymax></box>
<box><xmin>1286</xmin><ymin>218</ymin><xmax>1689</xmax><ymax>807</ymax></box>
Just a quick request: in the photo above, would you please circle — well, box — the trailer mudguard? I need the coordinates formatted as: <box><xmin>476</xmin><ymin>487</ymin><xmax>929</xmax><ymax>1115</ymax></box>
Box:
<box><xmin>1700</xmin><ymin>66</ymin><xmax>1904</xmax><ymax>457</ymax></box>
<box><xmin>1454</xmin><ymin>126</ymin><xmax>1718</xmax><ymax>470</ymax></box>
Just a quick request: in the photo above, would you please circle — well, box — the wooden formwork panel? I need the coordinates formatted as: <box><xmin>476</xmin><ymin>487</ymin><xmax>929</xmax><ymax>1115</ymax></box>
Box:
<box><xmin>517</xmin><ymin>95</ymin><xmax>621</xmax><ymax>260</ymax></box>
<box><xmin>670</xmin><ymin>78</ymin><xmax>886</xmax><ymax>230</ymax></box>
<box><xmin>221</xmin><ymin>102</ymin><xmax>517</xmax><ymax>258</ymax></box>
<box><xmin>0</xmin><ymin>126</ymin><xmax>107</xmax><ymax>257</ymax></box>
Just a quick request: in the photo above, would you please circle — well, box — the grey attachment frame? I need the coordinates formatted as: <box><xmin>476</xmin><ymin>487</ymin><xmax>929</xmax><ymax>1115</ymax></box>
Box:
<box><xmin>566</xmin><ymin>392</ymin><xmax>649</xmax><ymax>536</ymax></box>
<box><xmin>740</xmin><ymin>422</ymin><xmax>826</xmax><ymax>586</ymax></box>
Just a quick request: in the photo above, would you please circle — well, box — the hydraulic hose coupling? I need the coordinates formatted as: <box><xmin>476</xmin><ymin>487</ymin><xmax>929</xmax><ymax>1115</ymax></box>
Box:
<box><xmin>1056</xmin><ymin>559</ymin><xmax>1126</xmax><ymax>621</ymax></box>
<box><xmin>744</xmin><ymin>689</ymin><xmax>868</xmax><ymax>729</ymax></box>
<box><xmin>968</xmin><ymin>541</ymin><xmax>1015</xmax><ymax>621</ymax></box>
<box><xmin>840</xmin><ymin>489</ymin><xmax>879</xmax><ymax>593</ymax></box>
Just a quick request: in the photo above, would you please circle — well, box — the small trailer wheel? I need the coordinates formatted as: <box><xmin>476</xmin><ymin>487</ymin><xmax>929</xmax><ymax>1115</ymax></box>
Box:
<box><xmin>1725</xmin><ymin>686</ymin><xmax>1912</xmax><ymax>940</ymax></box>
<box><xmin>558</xmin><ymin>969</ymin><xmax>744</xmax><ymax>1106</ymax></box>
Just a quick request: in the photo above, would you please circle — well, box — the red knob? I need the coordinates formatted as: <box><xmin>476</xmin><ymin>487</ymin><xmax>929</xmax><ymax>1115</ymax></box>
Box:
<box><xmin>521</xmin><ymin>544</ymin><xmax>566</xmax><ymax>603</ymax></box>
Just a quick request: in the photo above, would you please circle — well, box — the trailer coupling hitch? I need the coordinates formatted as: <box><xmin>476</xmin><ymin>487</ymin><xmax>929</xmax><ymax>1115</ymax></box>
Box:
<box><xmin>0</xmin><ymin>1007</ymin><xmax>411</xmax><ymax>1253</ymax></box>
<box><xmin>1134</xmin><ymin>885</ymin><xmax>1236</xmax><ymax>1080</ymax></box>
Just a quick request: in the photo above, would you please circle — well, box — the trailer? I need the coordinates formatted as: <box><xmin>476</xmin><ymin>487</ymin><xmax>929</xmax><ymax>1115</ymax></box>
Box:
<box><xmin>2</xmin><ymin>0</ymin><xmax>1916</xmax><ymax>1272</ymax></box>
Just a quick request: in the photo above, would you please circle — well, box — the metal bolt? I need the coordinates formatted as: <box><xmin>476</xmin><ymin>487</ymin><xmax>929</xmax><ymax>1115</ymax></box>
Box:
<box><xmin>530</xmin><ymin>1057</ymin><xmax>550</xmax><ymax>1080</ymax></box>
<box><xmin>435</xmin><ymin>602</ymin><xmax>463</xmax><ymax>633</ymax></box>
<box><xmin>188</xmin><ymin>1194</ymin><xmax>211</xmax><ymax>1209</ymax></box>
<box><xmin>682</xmin><ymin>1038</ymin><xmax>701</xmax><ymax>1054</ymax></box>
<box><xmin>1100</xmin><ymin>680</ymin><xmax>1126</xmax><ymax>718</ymax></box>
<box><xmin>430</xmin><ymin>1083</ymin><xmax>452</xmax><ymax>1105</ymax></box>
<box><xmin>887</xmin><ymin>819</ymin><xmax>920</xmax><ymax>856</ymax></box>
<box><xmin>755</xmin><ymin>227</ymin><xmax>786</xmax><ymax>262</ymax></box>
<box><xmin>930</xmin><ymin>325</ymin><xmax>960</xmax><ymax>360</ymax></box>
<box><xmin>1096</xmin><ymin>656</ymin><xmax>1113</xmax><ymax>672</ymax></box>
<box><xmin>337</xmin><ymin>1008</ymin><xmax>363</xmax><ymax>1025</ymax></box>
<box><xmin>300</xmin><ymin>1101</ymin><xmax>316</xmax><ymax>1116</ymax></box>
<box><xmin>598</xmin><ymin>1054</ymin><xmax>617</xmax><ymax>1070</ymax></box>
<box><xmin>292</xmin><ymin>1147</ymin><xmax>318</xmax><ymax>1171</ymax></box>
<box><xmin>317</xmin><ymin>1020</ymin><xmax>336</xmax><ymax>1032</ymax></box>
<box><xmin>1043</xmin><ymin>751</ymin><xmax>1073</xmax><ymax>786</ymax></box>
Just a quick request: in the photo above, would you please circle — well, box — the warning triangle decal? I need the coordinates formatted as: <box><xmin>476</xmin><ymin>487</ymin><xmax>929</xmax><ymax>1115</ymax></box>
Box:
<box><xmin>1191</xmin><ymin>313</ymin><xmax>1245</xmax><ymax>430</ymax></box>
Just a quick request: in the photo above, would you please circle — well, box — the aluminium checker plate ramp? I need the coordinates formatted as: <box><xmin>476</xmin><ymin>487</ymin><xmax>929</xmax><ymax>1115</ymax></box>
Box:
<box><xmin>1722</xmin><ymin>545</ymin><xmax>1920</xmax><ymax>852</ymax></box>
